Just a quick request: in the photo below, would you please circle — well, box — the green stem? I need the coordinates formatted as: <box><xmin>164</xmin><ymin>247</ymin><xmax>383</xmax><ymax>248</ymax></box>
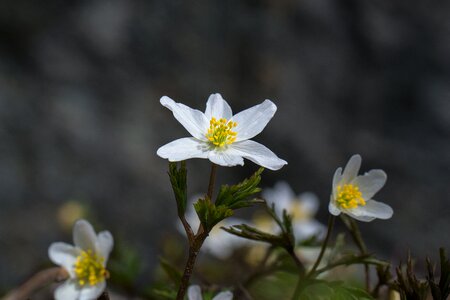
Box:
<box><xmin>307</xmin><ymin>215</ymin><xmax>336</xmax><ymax>278</ymax></box>
<box><xmin>342</xmin><ymin>216</ymin><xmax>370</xmax><ymax>290</ymax></box>
<box><xmin>292</xmin><ymin>215</ymin><xmax>335</xmax><ymax>300</ymax></box>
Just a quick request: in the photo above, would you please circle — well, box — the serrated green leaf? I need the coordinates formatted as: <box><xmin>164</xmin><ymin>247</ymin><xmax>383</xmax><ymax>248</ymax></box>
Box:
<box><xmin>194</xmin><ymin>198</ymin><xmax>233</xmax><ymax>232</ymax></box>
<box><xmin>168</xmin><ymin>161</ymin><xmax>187</xmax><ymax>216</ymax></box>
<box><xmin>215</xmin><ymin>168</ymin><xmax>264</xmax><ymax>209</ymax></box>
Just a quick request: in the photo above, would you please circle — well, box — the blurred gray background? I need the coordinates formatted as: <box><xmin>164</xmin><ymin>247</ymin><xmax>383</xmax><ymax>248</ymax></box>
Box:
<box><xmin>0</xmin><ymin>0</ymin><xmax>449</xmax><ymax>291</ymax></box>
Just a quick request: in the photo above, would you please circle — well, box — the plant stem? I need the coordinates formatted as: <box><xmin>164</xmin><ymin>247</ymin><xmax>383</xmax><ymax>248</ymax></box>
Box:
<box><xmin>292</xmin><ymin>215</ymin><xmax>335</xmax><ymax>300</ymax></box>
<box><xmin>176</xmin><ymin>234</ymin><xmax>207</xmax><ymax>300</ymax></box>
<box><xmin>307</xmin><ymin>215</ymin><xmax>336</xmax><ymax>278</ymax></box>
<box><xmin>207</xmin><ymin>163</ymin><xmax>217</xmax><ymax>200</ymax></box>
<box><xmin>341</xmin><ymin>216</ymin><xmax>370</xmax><ymax>290</ymax></box>
<box><xmin>176</xmin><ymin>163</ymin><xmax>218</xmax><ymax>300</ymax></box>
<box><xmin>4</xmin><ymin>267</ymin><xmax>68</xmax><ymax>300</ymax></box>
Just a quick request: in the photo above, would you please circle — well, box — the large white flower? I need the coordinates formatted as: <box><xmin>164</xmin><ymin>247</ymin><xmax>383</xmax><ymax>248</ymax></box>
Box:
<box><xmin>263</xmin><ymin>181</ymin><xmax>326</xmax><ymax>241</ymax></box>
<box><xmin>48</xmin><ymin>219</ymin><xmax>113</xmax><ymax>300</ymax></box>
<box><xmin>179</xmin><ymin>198</ymin><xmax>249</xmax><ymax>259</ymax></box>
<box><xmin>328</xmin><ymin>154</ymin><xmax>393</xmax><ymax>222</ymax></box>
<box><xmin>157</xmin><ymin>93</ymin><xmax>287</xmax><ymax>170</ymax></box>
<box><xmin>188</xmin><ymin>285</ymin><xmax>233</xmax><ymax>300</ymax></box>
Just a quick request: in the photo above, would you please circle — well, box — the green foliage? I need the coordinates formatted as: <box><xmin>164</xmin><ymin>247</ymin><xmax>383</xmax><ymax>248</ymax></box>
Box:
<box><xmin>223</xmin><ymin>223</ymin><xmax>290</xmax><ymax>248</ymax></box>
<box><xmin>194</xmin><ymin>198</ymin><xmax>233</xmax><ymax>232</ymax></box>
<box><xmin>215</xmin><ymin>167</ymin><xmax>264</xmax><ymax>209</ymax></box>
<box><xmin>296</xmin><ymin>280</ymin><xmax>374</xmax><ymax>300</ymax></box>
<box><xmin>159</xmin><ymin>257</ymin><xmax>182</xmax><ymax>286</ymax></box>
<box><xmin>312</xmin><ymin>254</ymin><xmax>389</xmax><ymax>277</ymax></box>
<box><xmin>427</xmin><ymin>248</ymin><xmax>450</xmax><ymax>300</ymax></box>
<box><xmin>168</xmin><ymin>161</ymin><xmax>187</xmax><ymax>216</ymax></box>
<box><xmin>108</xmin><ymin>243</ymin><xmax>142</xmax><ymax>291</ymax></box>
<box><xmin>146</xmin><ymin>284</ymin><xmax>177</xmax><ymax>300</ymax></box>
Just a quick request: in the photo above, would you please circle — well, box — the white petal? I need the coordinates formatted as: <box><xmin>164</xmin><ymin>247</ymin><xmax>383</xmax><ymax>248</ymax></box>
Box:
<box><xmin>262</xmin><ymin>181</ymin><xmax>295</xmax><ymax>213</ymax></box>
<box><xmin>213</xmin><ymin>291</ymin><xmax>233</xmax><ymax>300</ymax></box>
<box><xmin>298</xmin><ymin>192</ymin><xmax>320</xmax><ymax>216</ymax></box>
<box><xmin>352</xmin><ymin>170</ymin><xmax>387</xmax><ymax>200</ymax></box>
<box><xmin>207</xmin><ymin>150</ymin><xmax>244</xmax><ymax>167</ymax></box>
<box><xmin>96</xmin><ymin>231</ymin><xmax>113</xmax><ymax>264</ymax></box>
<box><xmin>188</xmin><ymin>285</ymin><xmax>202</xmax><ymax>300</ymax></box>
<box><xmin>332</xmin><ymin>167</ymin><xmax>343</xmax><ymax>199</ymax></box>
<box><xmin>54</xmin><ymin>280</ymin><xmax>80</xmax><ymax>300</ymax></box>
<box><xmin>328</xmin><ymin>200</ymin><xmax>341</xmax><ymax>216</ymax></box>
<box><xmin>160</xmin><ymin>96</ymin><xmax>209</xmax><ymax>140</ymax></box>
<box><xmin>231</xmin><ymin>100</ymin><xmax>277</xmax><ymax>141</ymax></box>
<box><xmin>48</xmin><ymin>242</ymin><xmax>79</xmax><ymax>277</ymax></box>
<box><xmin>341</xmin><ymin>154</ymin><xmax>361</xmax><ymax>184</ymax></box>
<box><xmin>293</xmin><ymin>220</ymin><xmax>326</xmax><ymax>241</ymax></box>
<box><xmin>229</xmin><ymin>140</ymin><xmax>287</xmax><ymax>170</ymax></box>
<box><xmin>157</xmin><ymin>138</ymin><xmax>209</xmax><ymax>161</ymax></box>
<box><xmin>73</xmin><ymin>220</ymin><xmax>97</xmax><ymax>252</ymax></box>
<box><xmin>205</xmin><ymin>93</ymin><xmax>232</xmax><ymax>120</ymax></box>
<box><xmin>79</xmin><ymin>281</ymin><xmax>106</xmax><ymax>300</ymax></box>
<box><xmin>346</xmin><ymin>200</ymin><xmax>393</xmax><ymax>222</ymax></box>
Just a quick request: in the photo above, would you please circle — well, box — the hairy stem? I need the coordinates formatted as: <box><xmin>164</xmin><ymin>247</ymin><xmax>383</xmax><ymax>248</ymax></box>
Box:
<box><xmin>207</xmin><ymin>163</ymin><xmax>217</xmax><ymax>201</ymax></box>
<box><xmin>4</xmin><ymin>267</ymin><xmax>68</xmax><ymax>300</ymax></box>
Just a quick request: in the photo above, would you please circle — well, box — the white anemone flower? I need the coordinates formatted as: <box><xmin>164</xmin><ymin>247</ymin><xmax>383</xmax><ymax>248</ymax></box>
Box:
<box><xmin>188</xmin><ymin>285</ymin><xmax>233</xmax><ymax>300</ymax></box>
<box><xmin>179</xmin><ymin>198</ymin><xmax>248</xmax><ymax>259</ymax></box>
<box><xmin>263</xmin><ymin>181</ymin><xmax>326</xmax><ymax>241</ymax></box>
<box><xmin>157</xmin><ymin>93</ymin><xmax>287</xmax><ymax>170</ymax></box>
<box><xmin>48</xmin><ymin>219</ymin><xmax>113</xmax><ymax>300</ymax></box>
<box><xmin>328</xmin><ymin>154</ymin><xmax>394</xmax><ymax>222</ymax></box>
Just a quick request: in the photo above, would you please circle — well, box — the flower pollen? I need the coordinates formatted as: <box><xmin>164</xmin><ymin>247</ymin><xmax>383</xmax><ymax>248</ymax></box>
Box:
<box><xmin>73</xmin><ymin>250</ymin><xmax>109</xmax><ymax>286</ymax></box>
<box><xmin>336</xmin><ymin>184</ymin><xmax>366</xmax><ymax>209</ymax></box>
<box><xmin>206</xmin><ymin>117</ymin><xmax>237</xmax><ymax>147</ymax></box>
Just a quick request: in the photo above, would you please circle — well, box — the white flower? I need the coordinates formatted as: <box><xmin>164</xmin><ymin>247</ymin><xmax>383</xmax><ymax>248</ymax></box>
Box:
<box><xmin>157</xmin><ymin>93</ymin><xmax>287</xmax><ymax>170</ymax></box>
<box><xmin>328</xmin><ymin>154</ymin><xmax>393</xmax><ymax>222</ymax></box>
<box><xmin>263</xmin><ymin>181</ymin><xmax>326</xmax><ymax>241</ymax></box>
<box><xmin>188</xmin><ymin>285</ymin><xmax>233</xmax><ymax>300</ymax></box>
<box><xmin>48</xmin><ymin>219</ymin><xmax>113</xmax><ymax>300</ymax></box>
<box><xmin>179</xmin><ymin>198</ymin><xmax>248</xmax><ymax>259</ymax></box>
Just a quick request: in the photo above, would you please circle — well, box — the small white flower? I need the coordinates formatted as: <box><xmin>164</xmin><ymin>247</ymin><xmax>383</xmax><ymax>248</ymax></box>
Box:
<box><xmin>263</xmin><ymin>181</ymin><xmax>326</xmax><ymax>241</ymax></box>
<box><xmin>328</xmin><ymin>154</ymin><xmax>393</xmax><ymax>222</ymax></box>
<box><xmin>157</xmin><ymin>93</ymin><xmax>287</xmax><ymax>170</ymax></box>
<box><xmin>179</xmin><ymin>199</ymin><xmax>248</xmax><ymax>259</ymax></box>
<box><xmin>48</xmin><ymin>219</ymin><xmax>113</xmax><ymax>300</ymax></box>
<box><xmin>188</xmin><ymin>285</ymin><xmax>233</xmax><ymax>300</ymax></box>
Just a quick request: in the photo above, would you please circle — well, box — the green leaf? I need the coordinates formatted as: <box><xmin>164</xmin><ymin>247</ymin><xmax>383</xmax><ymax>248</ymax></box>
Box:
<box><xmin>222</xmin><ymin>224</ymin><xmax>290</xmax><ymax>248</ymax></box>
<box><xmin>215</xmin><ymin>167</ymin><xmax>264</xmax><ymax>209</ymax></box>
<box><xmin>297</xmin><ymin>280</ymin><xmax>374</xmax><ymax>300</ymax></box>
<box><xmin>194</xmin><ymin>198</ymin><xmax>233</xmax><ymax>232</ymax></box>
<box><xmin>168</xmin><ymin>161</ymin><xmax>187</xmax><ymax>216</ymax></box>
<box><xmin>158</xmin><ymin>257</ymin><xmax>182</xmax><ymax>286</ymax></box>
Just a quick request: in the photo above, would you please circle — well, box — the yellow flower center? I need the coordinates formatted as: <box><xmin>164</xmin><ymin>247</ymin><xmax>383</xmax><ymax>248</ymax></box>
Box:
<box><xmin>290</xmin><ymin>201</ymin><xmax>310</xmax><ymax>221</ymax></box>
<box><xmin>336</xmin><ymin>184</ymin><xmax>366</xmax><ymax>209</ymax></box>
<box><xmin>206</xmin><ymin>117</ymin><xmax>237</xmax><ymax>147</ymax></box>
<box><xmin>73</xmin><ymin>250</ymin><xmax>109</xmax><ymax>286</ymax></box>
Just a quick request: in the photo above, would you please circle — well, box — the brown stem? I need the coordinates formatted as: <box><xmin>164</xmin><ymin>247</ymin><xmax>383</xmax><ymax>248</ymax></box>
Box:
<box><xmin>176</xmin><ymin>163</ymin><xmax>218</xmax><ymax>300</ymax></box>
<box><xmin>4</xmin><ymin>267</ymin><xmax>69</xmax><ymax>300</ymax></box>
<box><xmin>347</xmin><ymin>218</ymin><xmax>370</xmax><ymax>291</ymax></box>
<box><xmin>176</xmin><ymin>233</ymin><xmax>207</xmax><ymax>300</ymax></box>
<box><xmin>206</xmin><ymin>163</ymin><xmax>217</xmax><ymax>201</ymax></box>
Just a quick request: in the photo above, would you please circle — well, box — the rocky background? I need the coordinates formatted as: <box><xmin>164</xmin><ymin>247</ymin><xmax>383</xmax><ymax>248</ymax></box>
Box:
<box><xmin>0</xmin><ymin>0</ymin><xmax>449</xmax><ymax>291</ymax></box>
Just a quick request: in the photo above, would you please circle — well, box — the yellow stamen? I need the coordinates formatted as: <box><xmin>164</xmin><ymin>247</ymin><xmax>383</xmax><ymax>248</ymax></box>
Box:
<box><xmin>206</xmin><ymin>117</ymin><xmax>237</xmax><ymax>147</ymax></box>
<box><xmin>335</xmin><ymin>184</ymin><xmax>366</xmax><ymax>209</ymax></box>
<box><xmin>73</xmin><ymin>250</ymin><xmax>109</xmax><ymax>286</ymax></box>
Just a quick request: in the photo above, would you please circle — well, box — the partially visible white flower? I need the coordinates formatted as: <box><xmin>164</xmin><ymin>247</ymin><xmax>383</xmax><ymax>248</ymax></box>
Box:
<box><xmin>48</xmin><ymin>219</ymin><xmax>113</xmax><ymax>300</ymax></box>
<box><xmin>328</xmin><ymin>154</ymin><xmax>393</xmax><ymax>222</ymax></box>
<box><xmin>263</xmin><ymin>181</ymin><xmax>326</xmax><ymax>241</ymax></box>
<box><xmin>179</xmin><ymin>198</ymin><xmax>248</xmax><ymax>259</ymax></box>
<box><xmin>157</xmin><ymin>93</ymin><xmax>287</xmax><ymax>170</ymax></box>
<box><xmin>188</xmin><ymin>285</ymin><xmax>233</xmax><ymax>300</ymax></box>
